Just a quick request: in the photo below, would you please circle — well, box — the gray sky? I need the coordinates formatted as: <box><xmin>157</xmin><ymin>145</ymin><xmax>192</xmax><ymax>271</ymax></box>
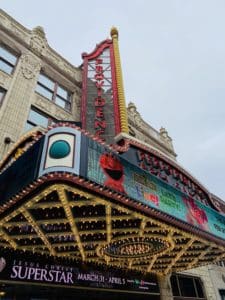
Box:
<box><xmin>1</xmin><ymin>0</ymin><xmax>225</xmax><ymax>200</ymax></box>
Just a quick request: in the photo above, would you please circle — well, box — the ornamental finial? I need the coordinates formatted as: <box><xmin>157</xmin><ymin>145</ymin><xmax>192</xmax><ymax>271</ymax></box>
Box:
<box><xmin>110</xmin><ymin>27</ymin><xmax>119</xmax><ymax>39</ymax></box>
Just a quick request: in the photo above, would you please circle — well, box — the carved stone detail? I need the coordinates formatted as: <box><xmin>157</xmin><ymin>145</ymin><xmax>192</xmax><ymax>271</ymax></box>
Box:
<box><xmin>20</xmin><ymin>54</ymin><xmax>41</xmax><ymax>79</ymax></box>
<box><xmin>34</xmin><ymin>96</ymin><xmax>53</xmax><ymax>115</ymax></box>
<box><xmin>127</xmin><ymin>102</ymin><xmax>143</xmax><ymax>129</ymax></box>
<box><xmin>127</xmin><ymin>102</ymin><xmax>137</xmax><ymax>114</ymax></box>
<box><xmin>32</xmin><ymin>26</ymin><xmax>46</xmax><ymax>39</ymax></box>
<box><xmin>55</xmin><ymin>111</ymin><xmax>71</xmax><ymax>120</ymax></box>
<box><xmin>30</xmin><ymin>26</ymin><xmax>47</xmax><ymax>57</ymax></box>
<box><xmin>0</xmin><ymin>72</ymin><xmax>8</xmax><ymax>87</ymax></box>
<box><xmin>74</xmin><ymin>94</ymin><xmax>81</xmax><ymax>107</ymax></box>
<box><xmin>160</xmin><ymin>127</ymin><xmax>172</xmax><ymax>142</ymax></box>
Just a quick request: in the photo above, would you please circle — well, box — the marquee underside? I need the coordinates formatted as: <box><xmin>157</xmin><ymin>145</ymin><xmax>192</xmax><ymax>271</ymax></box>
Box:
<box><xmin>0</xmin><ymin>183</ymin><xmax>224</xmax><ymax>276</ymax></box>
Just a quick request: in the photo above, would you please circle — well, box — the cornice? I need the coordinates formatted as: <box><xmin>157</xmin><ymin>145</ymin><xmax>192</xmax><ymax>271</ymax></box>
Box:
<box><xmin>128</xmin><ymin>117</ymin><xmax>177</xmax><ymax>158</ymax></box>
<box><xmin>0</xmin><ymin>9</ymin><xmax>82</xmax><ymax>87</ymax></box>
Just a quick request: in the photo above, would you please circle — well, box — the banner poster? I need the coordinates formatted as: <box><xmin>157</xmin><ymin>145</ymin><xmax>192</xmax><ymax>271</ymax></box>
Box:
<box><xmin>86</xmin><ymin>139</ymin><xmax>225</xmax><ymax>241</ymax></box>
<box><xmin>0</xmin><ymin>251</ymin><xmax>159</xmax><ymax>294</ymax></box>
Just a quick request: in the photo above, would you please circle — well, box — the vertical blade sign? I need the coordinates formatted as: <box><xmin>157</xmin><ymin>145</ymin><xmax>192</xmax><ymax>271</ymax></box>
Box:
<box><xmin>81</xmin><ymin>38</ymin><xmax>120</xmax><ymax>144</ymax></box>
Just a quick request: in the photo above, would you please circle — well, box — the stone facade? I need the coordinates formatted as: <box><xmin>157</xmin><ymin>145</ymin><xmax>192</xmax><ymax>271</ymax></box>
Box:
<box><xmin>127</xmin><ymin>101</ymin><xmax>177</xmax><ymax>160</ymax></box>
<box><xmin>0</xmin><ymin>9</ymin><xmax>81</xmax><ymax>159</ymax></box>
<box><xmin>182</xmin><ymin>266</ymin><xmax>217</xmax><ymax>300</ymax></box>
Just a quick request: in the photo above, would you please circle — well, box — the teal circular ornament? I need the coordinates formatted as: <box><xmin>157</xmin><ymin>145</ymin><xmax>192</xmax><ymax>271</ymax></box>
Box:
<box><xmin>49</xmin><ymin>140</ymin><xmax>71</xmax><ymax>159</ymax></box>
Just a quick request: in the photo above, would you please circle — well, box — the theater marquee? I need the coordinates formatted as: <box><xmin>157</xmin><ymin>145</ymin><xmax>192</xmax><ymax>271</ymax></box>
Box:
<box><xmin>0</xmin><ymin>125</ymin><xmax>225</xmax><ymax>276</ymax></box>
<box><xmin>0</xmin><ymin>251</ymin><xmax>159</xmax><ymax>294</ymax></box>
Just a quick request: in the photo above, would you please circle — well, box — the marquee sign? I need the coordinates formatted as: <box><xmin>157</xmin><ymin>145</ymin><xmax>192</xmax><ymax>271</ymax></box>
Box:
<box><xmin>82</xmin><ymin>39</ymin><xmax>120</xmax><ymax>144</ymax></box>
<box><xmin>0</xmin><ymin>125</ymin><xmax>225</xmax><ymax>275</ymax></box>
<box><xmin>0</xmin><ymin>251</ymin><xmax>159</xmax><ymax>294</ymax></box>
<box><xmin>81</xmin><ymin>28</ymin><xmax>129</xmax><ymax>144</ymax></box>
<box><xmin>120</xmin><ymin>147</ymin><xmax>212</xmax><ymax>208</ymax></box>
<box><xmin>0</xmin><ymin>126</ymin><xmax>225</xmax><ymax>243</ymax></box>
<box><xmin>84</xmin><ymin>137</ymin><xmax>225</xmax><ymax>241</ymax></box>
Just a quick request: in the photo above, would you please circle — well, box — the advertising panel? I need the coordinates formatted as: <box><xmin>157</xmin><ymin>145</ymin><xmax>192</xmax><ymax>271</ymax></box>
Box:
<box><xmin>0</xmin><ymin>251</ymin><xmax>159</xmax><ymax>294</ymax></box>
<box><xmin>86</xmin><ymin>139</ymin><xmax>225</xmax><ymax>240</ymax></box>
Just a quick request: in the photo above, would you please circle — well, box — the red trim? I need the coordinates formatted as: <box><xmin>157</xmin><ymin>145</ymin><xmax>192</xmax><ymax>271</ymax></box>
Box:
<box><xmin>82</xmin><ymin>39</ymin><xmax>112</xmax><ymax>60</ymax></box>
<box><xmin>110</xmin><ymin>43</ymin><xmax>121</xmax><ymax>134</ymax></box>
<box><xmin>81</xmin><ymin>56</ymin><xmax>88</xmax><ymax>129</ymax></box>
<box><xmin>81</xmin><ymin>38</ymin><xmax>122</xmax><ymax>138</ymax></box>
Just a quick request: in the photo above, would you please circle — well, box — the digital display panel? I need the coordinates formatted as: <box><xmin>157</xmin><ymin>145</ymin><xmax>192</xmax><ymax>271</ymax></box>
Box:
<box><xmin>0</xmin><ymin>137</ymin><xmax>44</xmax><ymax>205</ymax></box>
<box><xmin>86</xmin><ymin>138</ymin><xmax>225</xmax><ymax>241</ymax></box>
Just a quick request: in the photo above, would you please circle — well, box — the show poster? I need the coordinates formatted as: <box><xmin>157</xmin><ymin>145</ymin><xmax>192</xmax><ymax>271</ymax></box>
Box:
<box><xmin>0</xmin><ymin>251</ymin><xmax>159</xmax><ymax>294</ymax></box>
<box><xmin>86</xmin><ymin>139</ymin><xmax>225</xmax><ymax>240</ymax></box>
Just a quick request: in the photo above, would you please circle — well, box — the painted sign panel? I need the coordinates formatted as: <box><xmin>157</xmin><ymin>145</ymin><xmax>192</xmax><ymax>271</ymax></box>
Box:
<box><xmin>0</xmin><ymin>251</ymin><xmax>159</xmax><ymax>294</ymax></box>
<box><xmin>86</xmin><ymin>139</ymin><xmax>225</xmax><ymax>240</ymax></box>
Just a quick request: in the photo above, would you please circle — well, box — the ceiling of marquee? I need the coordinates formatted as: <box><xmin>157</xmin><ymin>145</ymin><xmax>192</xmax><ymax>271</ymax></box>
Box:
<box><xmin>0</xmin><ymin>184</ymin><xmax>224</xmax><ymax>276</ymax></box>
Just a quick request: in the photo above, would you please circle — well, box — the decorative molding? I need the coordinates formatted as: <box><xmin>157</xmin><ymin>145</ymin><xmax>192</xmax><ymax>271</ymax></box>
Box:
<box><xmin>20</xmin><ymin>54</ymin><xmax>41</xmax><ymax>79</ymax></box>
<box><xmin>63</xmin><ymin>63</ymin><xmax>81</xmax><ymax>81</ymax></box>
<box><xmin>0</xmin><ymin>10</ymin><xmax>82</xmax><ymax>89</ymax></box>
<box><xmin>34</xmin><ymin>96</ymin><xmax>72</xmax><ymax>121</ymax></box>
<box><xmin>45</xmin><ymin>49</ymin><xmax>61</xmax><ymax>66</ymax></box>
<box><xmin>128</xmin><ymin>102</ymin><xmax>156</xmax><ymax>135</ymax></box>
<box><xmin>0</xmin><ymin>72</ymin><xmax>10</xmax><ymax>88</ymax></box>
<box><xmin>111</xmin><ymin>27</ymin><xmax>129</xmax><ymax>134</ymax></box>
<box><xmin>10</xmin><ymin>23</ymin><xmax>28</xmax><ymax>41</ymax></box>
<box><xmin>127</xmin><ymin>102</ymin><xmax>143</xmax><ymax>129</ymax></box>
<box><xmin>160</xmin><ymin>127</ymin><xmax>172</xmax><ymax>143</ymax></box>
<box><xmin>0</xmin><ymin>12</ymin><xmax>10</xmax><ymax>28</ymax></box>
<box><xmin>74</xmin><ymin>96</ymin><xmax>81</xmax><ymax>108</ymax></box>
<box><xmin>34</xmin><ymin>96</ymin><xmax>52</xmax><ymax>113</ymax></box>
<box><xmin>127</xmin><ymin>102</ymin><xmax>175</xmax><ymax>156</ymax></box>
<box><xmin>30</xmin><ymin>27</ymin><xmax>47</xmax><ymax>57</ymax></box>
<box><xmin>55</xmin><ymin>110</ymin><xmax>72</xmax><ymax>121</ymax></box>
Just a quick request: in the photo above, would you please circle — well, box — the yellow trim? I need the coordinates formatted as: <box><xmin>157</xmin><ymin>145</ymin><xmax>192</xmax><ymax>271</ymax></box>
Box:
<box><xmin>111</xmin><ymin>27</ymin><xmax>129</xmax><ymax>134</ymax></box>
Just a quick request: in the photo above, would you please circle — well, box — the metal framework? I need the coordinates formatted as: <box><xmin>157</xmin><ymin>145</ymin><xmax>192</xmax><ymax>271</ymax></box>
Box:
<box><xmin>0</xmin><ymin>183</ymin><xmax>224</xmax><ymax>276</ymax></box>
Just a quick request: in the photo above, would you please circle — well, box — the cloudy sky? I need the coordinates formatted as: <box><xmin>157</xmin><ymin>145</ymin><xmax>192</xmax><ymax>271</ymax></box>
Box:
<box><xmin>1</xmin><ymin>0</ymin><xmax>225</xmax><ymax>200</ymax></box>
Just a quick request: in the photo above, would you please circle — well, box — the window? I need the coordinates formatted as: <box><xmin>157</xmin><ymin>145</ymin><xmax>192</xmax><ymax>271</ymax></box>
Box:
<box><xmin>220</xmin><ymin>290</ymin><xmax>225</xmax><ymax>300</ymax></box>
<box><xmin>0</xmin><ymin>87</ymin><xmax>6</xmax><ymax>106</ymax></box>
<box><xmin>25</xmin><ymin>108</ymin><xmax>55</xmax><ymax>131</ymax></box>
<box><xmin>0</xmin><ymin>45</ymin><xmax>18</xmax><ymax>74</ymax></box>
<box><xmin>170</xmin><ymin>274</ymin><xmax>206</xmax><ymax>299</ymax></box>
<box><xmin>36</xmin><ymin>73</ymin><xmax>71</xmax><ymax>111</ymax></box>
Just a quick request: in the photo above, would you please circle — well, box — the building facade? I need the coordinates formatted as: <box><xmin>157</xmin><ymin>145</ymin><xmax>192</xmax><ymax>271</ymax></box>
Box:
<box><xmin>0</xmin><ymin>8</ymin><xmax>225</xmax><ymax>300</ymax></box>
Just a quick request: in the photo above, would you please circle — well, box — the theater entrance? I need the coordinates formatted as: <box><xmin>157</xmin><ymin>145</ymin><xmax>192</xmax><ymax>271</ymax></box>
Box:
<box><xmin>0</xmin><ymin>283</ymin><xmax>160</xmax><ymax>300</ymax></box>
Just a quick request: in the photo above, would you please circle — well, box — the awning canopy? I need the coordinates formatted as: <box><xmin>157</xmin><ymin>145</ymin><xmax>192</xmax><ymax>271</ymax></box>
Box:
<box><xmin>0</xmin><ymin>182</ymin><xmax>224</xmax><ymax>276</ymax></box>
<box><xmin>0</xmin><ymin>124</ymin><xmax>224</xmax><ymax>276</ymax></box>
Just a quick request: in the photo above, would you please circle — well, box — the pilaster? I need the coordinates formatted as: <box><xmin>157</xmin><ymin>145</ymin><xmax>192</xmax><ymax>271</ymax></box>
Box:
<box><xmin>158</xmin><ymin>274</ymin><xmax>173</xmax><ymax>300</ymax></box>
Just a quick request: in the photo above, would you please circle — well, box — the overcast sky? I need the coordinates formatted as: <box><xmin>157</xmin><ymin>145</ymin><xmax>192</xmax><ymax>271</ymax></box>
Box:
<box><xmin>1</xmin><ymin>0</ymin><xmax>225</xmax><ymax>200</ymax></box>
